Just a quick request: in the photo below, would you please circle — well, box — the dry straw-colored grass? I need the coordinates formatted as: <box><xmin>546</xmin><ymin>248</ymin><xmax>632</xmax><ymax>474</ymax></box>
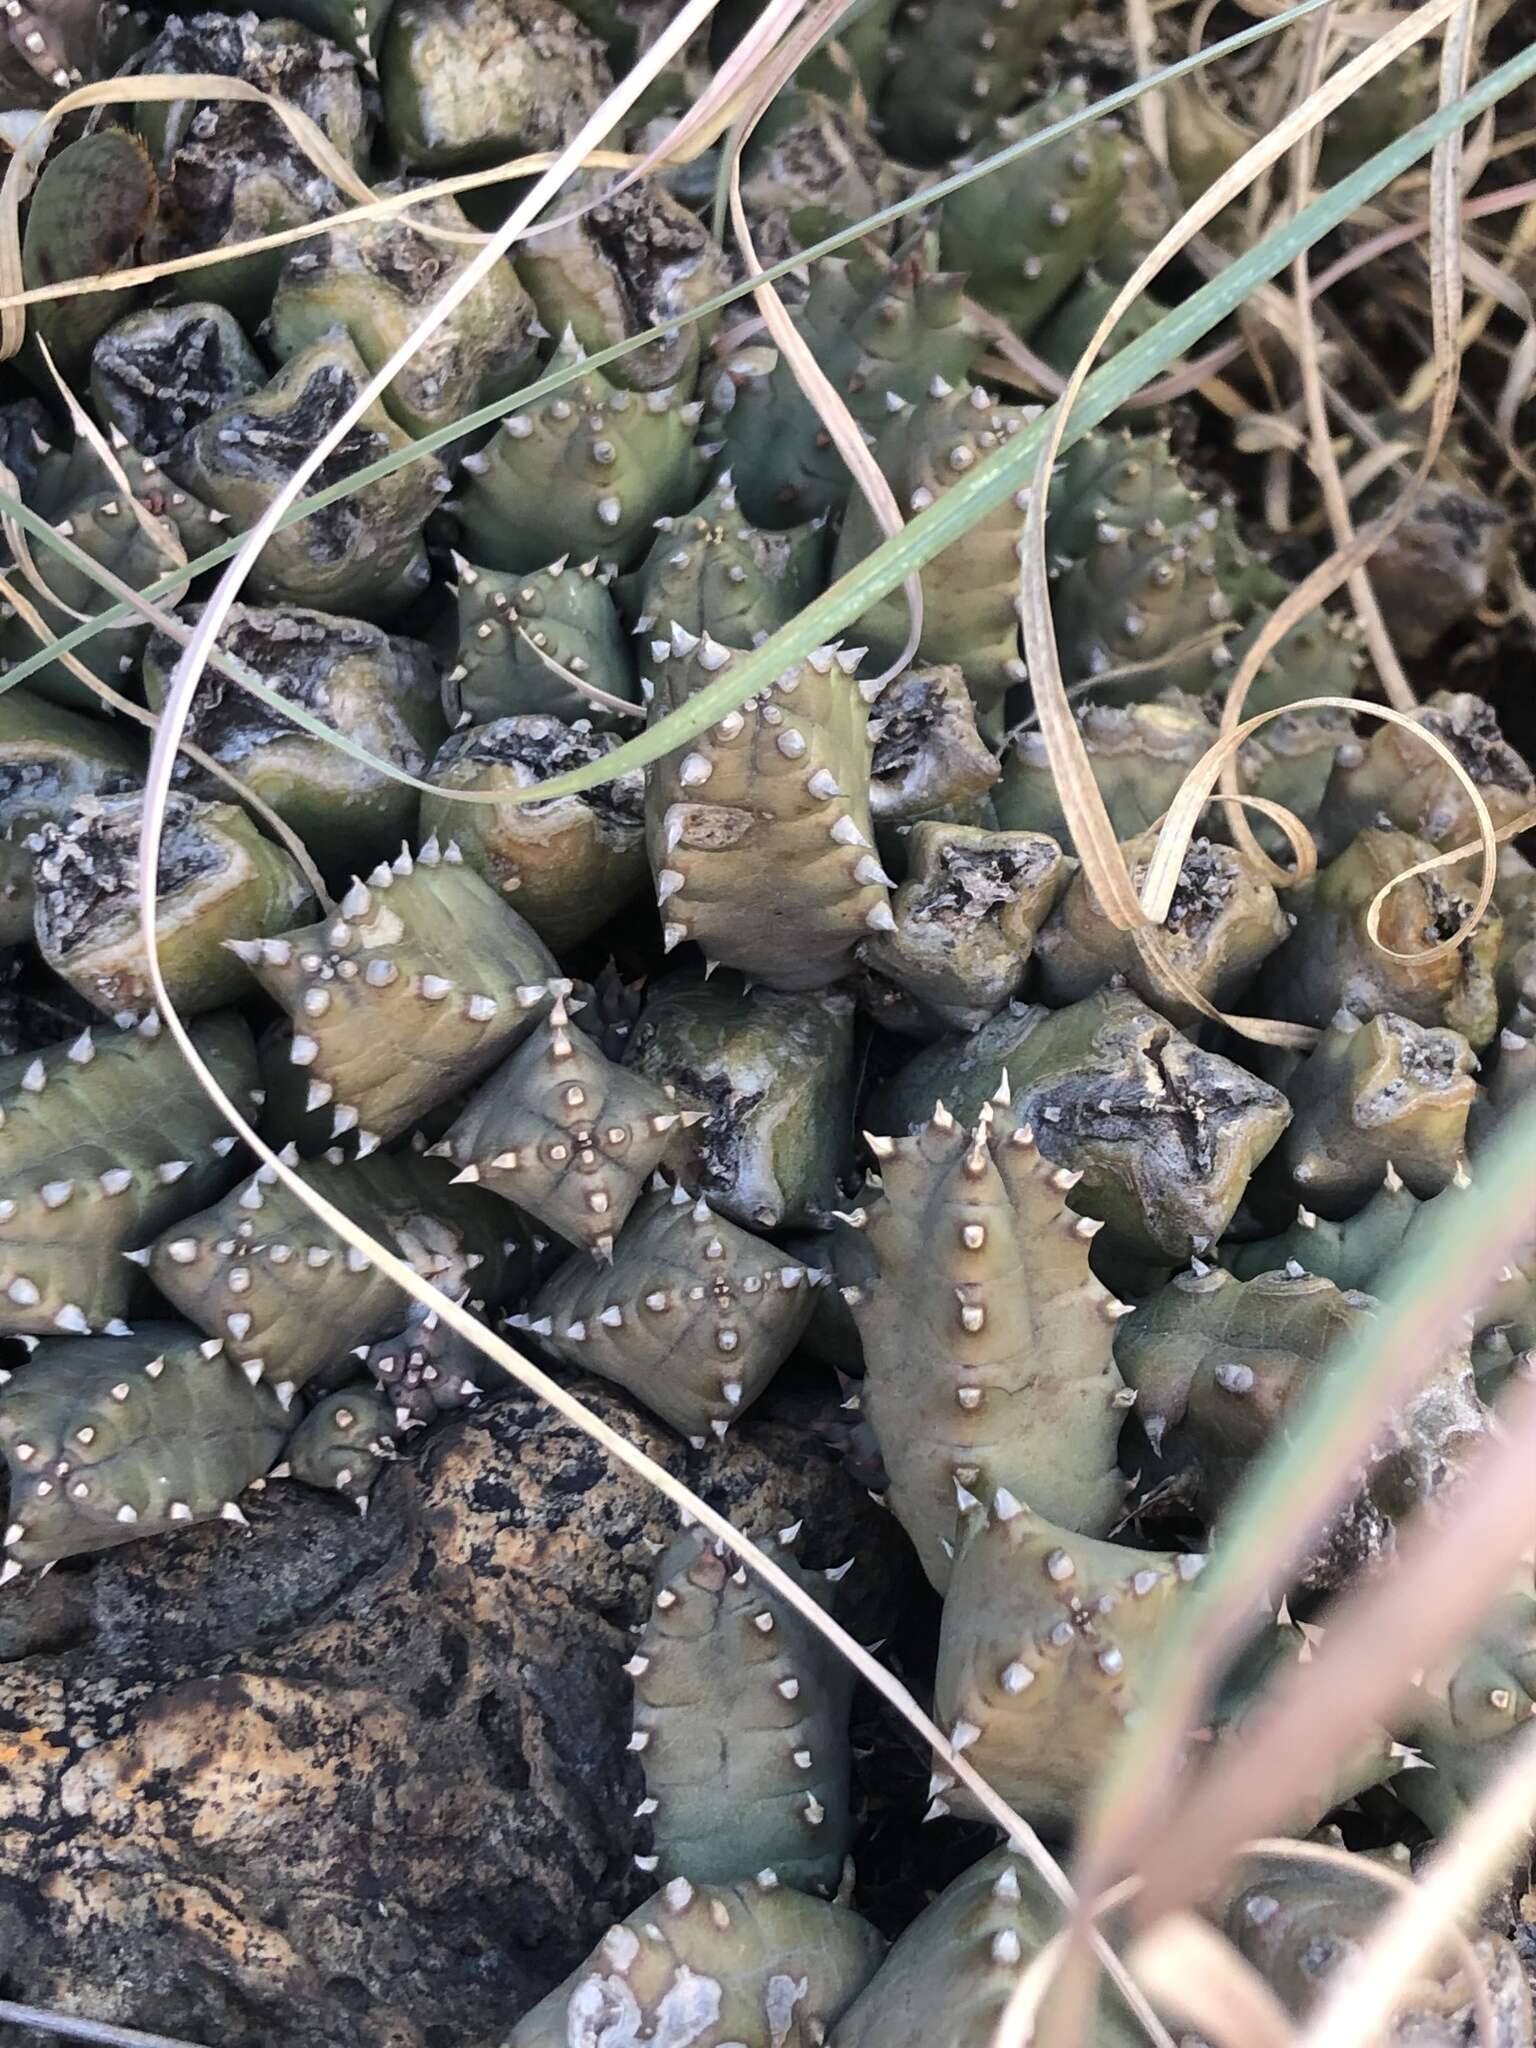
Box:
<box><xmin>1</xmin><ymin>0</ymin><xmax>1533</xmax><ymax>2043</ymax></box>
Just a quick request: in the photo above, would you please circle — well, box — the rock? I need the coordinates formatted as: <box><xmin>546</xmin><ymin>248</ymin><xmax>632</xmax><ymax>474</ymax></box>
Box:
<box><xmin>0</xmin><ymin>1383</ymin><xmax>896</xmax><ymax>2048</ymax></box>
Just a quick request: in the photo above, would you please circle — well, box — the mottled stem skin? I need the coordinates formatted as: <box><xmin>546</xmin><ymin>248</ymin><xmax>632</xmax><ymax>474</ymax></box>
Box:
<box><xmin>0</xmin><ymin>1324</ymin><xmax>289</xmax><ymax>1573</ymax></box>
<box><xmin>519</xmin><ymin>1185</ymin><xmax>822</xmax><ymax>1446</ymax></box>
<box><xmin>931</xmin><ymin>1492</ymin><xmax>1207</xmax><ymax>1830</ymax></box>
<box><xmin>506</xmin><ymin>1870</ymin><xmax>883</xmax><ymax>2047</ymax></box>
<box><xmin>232</xmin><ymin>840</ymin><xmax>567</xmax><ymax>1151</ymax></box>
<box><xmin>1</xmin><ymin>1010</ymin><xmax>258</xmax><ymax>1339</ymax></box>
<box><xmin>629</xmin><ymin>1527</ymin><xmax>854</xmax><ymax>1892</ymax></box>
<box><xmin>848</xmin><ymin>1092</ymin><xmax>1129</xmax><ymax>1591</ymax></box>
<box><xmin>877</xmin><ymin>0</ymin><xmax>1077</xmax><ymax>164</ymax></box>
<box><xmin>830</xmin><ymin>1848</ymin><xmax>1143</xmax><ymax>2048</ymax></box>
<box><xmin>643</xmin><ymin>628</ymin><xmax>892</xmax><ymax>992</ymax></box>
<box><xmin>434</xmin><ymin>996</ymin><xmax>694</xmax><ymax>1258</ymax></box>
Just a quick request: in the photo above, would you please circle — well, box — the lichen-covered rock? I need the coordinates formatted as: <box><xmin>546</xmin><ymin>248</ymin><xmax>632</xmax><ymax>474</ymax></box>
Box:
<box><xmin>521</xmin><ymin>1186</ymin><xmax>821</xmax><ymax>1444</ymax></box>
<box><xmin>1116</xmin><ymin>1264</ymin><xmax>1487</xmax><ymax>1589</ymax></box>
<box><xmin>382</xmin><ymin>0</ymin><xmax>612</xmax><ymax>170</ymax></box>
<box><xmin>624</xmin><ymin>972</ymin><xmax>857</xmax><ymax>1232</ymax></box>
<box><xmin>435</xmin><ymin>997</ymin><xmax>694</xmax><ymax>1258</ymax></box>
<box><xmin>643</xmin><ymin>630</ymin><xmax>892</xmax><ymax>991</ymax></box>
<box><xmin>509</xmin><ymin>1871</ymin><xmax>884</xmax><ymax>2046</ymax></box>
<box><xmin>163</xmin><ymin>334</ymin><xmax>446</xmax><ymax>620</ymax></box>
<box><xmin>830</xmin><ymin>1848</ymin><xmax>1143</xmax><ymax>2048</ymax></box>
<box><xmin>283</xmin><ymin>1383</ymin><xmax>397</xmax><ymax>1505</ymax></box>
<box><xmin>32</xmin><ymin>792</ymin><xmax>315</xmax><ymax>1023</ymax></box>
<box><xmin>1272</xmin><ymin>1010</ymin><xmax>1477</xmax><ymax>1214</ymax></box>
<box><xmin>147</xmin><ymin>1148</ymin><xmax>522</xmax><ymax>1398</ymax></box>
<box><xmin>872</xmin><ymin>989</ymin><xmax>1293</xmax><ymax>1262</ymax></box>
<box><xmin>1033</xmin><ymin>830</ymin><xmax>1289</xmax><ymax>1026</ymax></box>
<box><xmin>234</xmin><ymin>843</ymin><xmax>565</xmax><ymax>1150</ymax></box>
<box><xmin>0</xmin><ymin>1010</ymin><xmax>258</xmax><ymax>1339</ymax></box>
<box><xmin>0</xmin><ymin>1324</ymin><xmax>288</xmax><ymax>1572</ymax></box>
<box><xmin>849</xmin><ymin>1093</ymin><xmax>1129</xmax><ymax>1589</ymax></box>
<box><xmin>515</xmin><ymin>171</ymin><xmax>731</xmax><ymax>395</ymax></box>
<box><xmin>939</xmin><ymin>88</ymin><xmax>1126</xmax><ymax>338</ymax></box>
<box><xmin>442</xmin><ymin>553</ymin><xmax>639</xmax><ymax>730</ymax></box>
<box><xmin>931</xmin><ymin>1492</ymin><xmax>1205</xmax><ymax>1828</ymax></box>
<box><xmin>143</xmin><ymin>606</ymin><xmax>443</xmax><ymax>881</ymax></box>
<box><xmin>628</xmin><ymin>1526</ymin><xmax>854</xmax><ymax>1892</ymax></box>
<box><xmin>714</xmin><ymin>251</ymin><xmax>980</xmax><ymax>529</ymax></box>
<box><xmin>1259</xmin><ymin>827</ymin><xmax>1503</xmax><ymax>1050</ymax></box>
<box><xmin>456</xmin><ymin>337</ymin><xmax>706</xmax><ymax>573</ymax></box>
<box><xmin>268</xmin><ymin>188</ymin><xmax>539</xmax><ymax>441</ymax></box>
<box><xmin>867</xmin><ymin>665</ymin><xmax>1001</xmax><ymax>826</ymax></box>
<box><xmin>0</xmin><ymin>1387</ymin><xmax>895</xmax><ymax>2048</ymax></box>
<box><xmin>861</xmin><ymin>825</ymin><xmax>1069</xmax><ymax>1033</ymax></box>
<box><xmin>420</xmin><ymin>717</ymin><xmax>648</xmax><ymax>949</ymax></box>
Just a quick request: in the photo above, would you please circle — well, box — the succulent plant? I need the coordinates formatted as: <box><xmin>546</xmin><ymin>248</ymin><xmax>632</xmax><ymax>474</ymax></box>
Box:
<box><xmin>628</xmin><ymin>1525</ymin><xmax>855</xmax><ymax>1891</ymax></box>
<box><xmin>995</xmin><ymin>695</ymin><xmax>1233</xmax><ymax>851</ymax></box>
<box><xmin>1225</xmin><ymin>1161</ymin><xmax>1423</xmax><ymax>1290</ymax></box>
<box><xmin>736</xmin><ymin>88</ymin><xmax>919</xmax><ymax>281</ymax></box>
<box><xmin>282</xmin><ymin>1383</ymin><xmax>397</xmax><ymax>1505</ymax></box>
<box><xmin>363</xmin><ymin>1296</ymin><xmax>494</xmax><ymax>1431</ymax></box>
<box><xmin>381</xmin><ymin>0</ymin><xmax>612</xmax><ymax>170</ymax></box>
<box><xmin>32</xmin><ymin>791</ymin><xmax>315</xmax><ymax>1023</ymax></box>
<box><xmin>1032</xmin><ymin>830</ymin><xmax>1289</xmax><ymax>1026</ymax></box>
<box><xmin>0</xmin><ymin>1322</ymin><xmax>290</xmax><ymax>1575</ymax></box>
<box><xmin>163</xmin><ymin>334</ymin><xmax>447</xmax><ymax>620</ymax></box>
<box><xmin>514</xmin><ymin>171</ymin><xmax>730</xmax><ymax>395</ymax></box>
<box><xmin>420</xmin><ymin>717</ymin><xmax>648</xmax><ymax>948</ymax></box>
<box><xmin>1316</xmin><ymin>689</ymin><xmax>1535</xmax><ymax>865</ymax></box>
<box><xmin>867</xmin><ymin>664</ymin><xmax>1001</xmax><ymax>825</ymax></box>
<box><xmin>1270</xmin><ymin>1010</ymin><xmax>1478</xmax><ymax>1215</ymax></box>
<box><xmin>0</xmin><ymin>0</ymin><xmax>100</xmax><ymax>108</ymax></box>
<box><xmin>714</xmin><ymin>251</ymin><xmax>981</xmax><ymax>530</ymax></box>
<box><xmin>507</xmin><ymin>1870</ymin><xmax>884</xmax><ymax>2047</ymax></box>
<box><xmin>834</xmin><ymin>379</ymin><xmax>1033</xmax><ymax>726</ymax></box>
<box><xmin>432</xmin><ymin>996</ymin><xmax>694</xmax><ymax>1257</ymax></box>
<box><xmin>861</xmin><ymin>824</ymin><xmax>1069</xmax><ymax>1033</ymax></box>
<box><xmin>20</xmin><ymin>127</ymin><xmax>158</xmax><ymax>382</ymax></box>
<box><xmin>442</xmin><ymin>553</ymin><xmax>639</xmax><ymax>730</ymax></box>
<box><xmin>1359</xmin><ymin>477</ymin><xmax>1510</xmax><ymax>661</ymax></box>
<box><xmin>232</xmin><ymin>842</ymin><xmax>565</xmax><ymax>1151</ymax></box>
<box><xmin>1259</xmin><ymin>827</ymin><xmax>1503</xmax><ymax>1051</ymax></box>
<box><xmin>147</xmin><ymin>1146</ymin><xmax>520</xmax><ymax>1399</ymax></box>
<box><xmin>872</xmin><ymin>988</ymin><xmax>1293</xmax><ymax>1263</ymax></box>
<box><xmin>268</xmin><ymin>189</ymin><xmax>540</xmax><ymax>442</ymax></box>
<box><xmin>455</xmin><ymin>336</ymin><xmax>706</xmax><ymax>572</ymax></box>
<box><xmin>134</xmin><ymin>12</ymin><xmax>371</xmax><ymax>320</ymax></box>
<box><xmin>939</xmin><ymin>88</ymin><xmax>1127</xmax><ymax>339</ymax></box>
<box><xmin>624</xmin><ymin>971</ymin><xmax>856</xmax><ymax>1232</ymax></box>
<box><xmin>1397</xmin><ymin>1573</ymin><xmax>1536</xmax><ymax>1835</ymax></box>
<box><xmin>1207</xmin><ymin>1845</ymin><xmax>1531</xmax><ymax>2040</ymax></box>
<box><xmin>1116</xmin><ymin>1263</ymin><xmax>1486</xmax><ymax>1589</ymax></box>
<box><xmin>831</xmin><ymin>1848</ymin><xmax>1143</xmax><ymax>2048</ymax></box>
<box><xmin>143</xmin><ymin>605</ymin><xmax>444</xmax><ymax>882</ymax></box>
<box><xmin>622</xmin><ymin>476</ymin><xmax>825</xmax><ymax>649</ymax></box>
<box><xmin>643</xmin><ymin>629</ymin><xmax>893</xmax><ymax>990</ymax></box>
<box><xmin>875</xmin><ymin>0</ymin><xmax>1078</xmax><ymax>165</ymax></box>
<box><xmin>0</xmin><ymin>687</ymin><xmax>141</xmax><ymax>943</ymax></box>
<box><xmin>847</xmin><ymin>1092</ymin><xmax>1128</xmax><ymax>1589</ymax></box>
<box><xmin>518</xmin><ymin>1185</ymin><xmax>821</xmax><ymax>1445</ymax></box>
<box><xmin>91</xmin><ymin>302</ymin><xmax>267</xmax><ymax>460</ymax></box>
<box><xmin>930</xmin><ymin>1490</ymin><xmax>1205</xmax><ymax>1828</ymax></box>
<box><xmin>0</xmin><ymin>1010</ymin><xmax>257</xmax><ymax>1339</ymax></box>
<box><xmin>242</xmin><ymin>0</ymin><xmax>390</xmax><ymax>69</ymax></box>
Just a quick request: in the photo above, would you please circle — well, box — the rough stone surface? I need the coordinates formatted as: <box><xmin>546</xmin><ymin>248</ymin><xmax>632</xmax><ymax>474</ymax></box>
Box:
<box><xmin>0</xmin><ymin>1383</ymin><xmax>896</xmax><ymax>2048</ymax></box>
